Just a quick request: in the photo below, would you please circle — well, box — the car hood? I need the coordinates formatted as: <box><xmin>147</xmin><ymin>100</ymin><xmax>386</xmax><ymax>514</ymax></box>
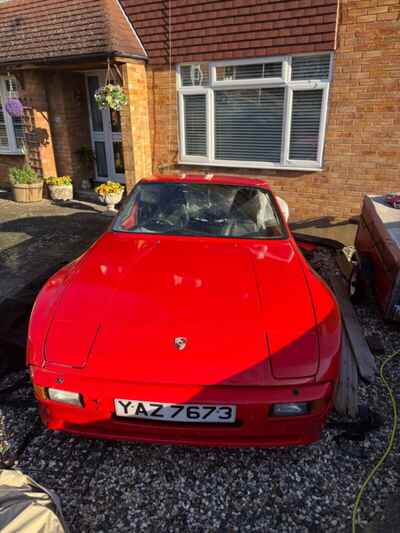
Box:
<box><xmin>45</xmin><ymin>233</ymin><xmax>319</xmax><ymax>385</ymax></box>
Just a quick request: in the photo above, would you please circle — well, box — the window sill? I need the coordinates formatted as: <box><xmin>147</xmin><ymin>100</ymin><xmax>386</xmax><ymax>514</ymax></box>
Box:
<box><xmin>178</xmin><ymin>160</ymin><xmax>323</xmax><ymax>173</ymax></box>
<box><xmin>0</xmin><ymin>150</ymin><xmax>24</xmax><ymax>156</ymax></box>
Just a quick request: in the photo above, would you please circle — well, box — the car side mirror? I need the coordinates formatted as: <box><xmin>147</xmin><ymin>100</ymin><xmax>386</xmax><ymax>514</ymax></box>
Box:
<box><xmin>276</xmin><ymin>196</ymin><xmax>289</xmax><ymax>222</ymax></box>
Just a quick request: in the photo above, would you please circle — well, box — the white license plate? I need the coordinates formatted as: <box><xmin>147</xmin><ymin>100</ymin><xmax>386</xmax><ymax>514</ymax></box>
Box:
<box><xmin>114</xmin><ymin>399</ymin><xmax>236</xmax><ymax>423</ymax></box>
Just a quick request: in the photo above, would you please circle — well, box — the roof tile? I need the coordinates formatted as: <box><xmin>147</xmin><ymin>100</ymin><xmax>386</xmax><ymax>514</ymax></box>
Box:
<box><xmin>121</xmin><ymin>0</ymin><xmax>338</xmax><ymax>64</ymax></box>
<box><xmin>0</xmin><ymin>0</ymin><xmax>146</xmax><ymax>66</ymax></box>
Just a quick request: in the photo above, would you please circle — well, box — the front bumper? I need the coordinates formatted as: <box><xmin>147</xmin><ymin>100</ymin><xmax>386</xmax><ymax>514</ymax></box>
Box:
<box><xmin>31</xmin><ymin>367</ymin><xmax>333</xmax><ymax>448</ymax></box>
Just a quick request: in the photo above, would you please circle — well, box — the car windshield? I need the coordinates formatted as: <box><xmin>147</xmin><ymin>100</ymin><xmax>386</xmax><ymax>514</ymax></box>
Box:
<box><xmin>113</xmin><ymin>181</ymin><xmax>285</xmax><ymax>239</ymax></box>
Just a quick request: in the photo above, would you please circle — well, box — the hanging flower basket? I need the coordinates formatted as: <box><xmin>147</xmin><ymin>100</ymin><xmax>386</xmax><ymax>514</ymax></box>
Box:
<box><xmin>5</xmin><ymin>98</ymin><xmax>24</xmax><ymax>118</ymax></box>
<box><xmin>94</xmin><ymin>84</ymin><xmax>128</xmax><ymax>111</ymax></box>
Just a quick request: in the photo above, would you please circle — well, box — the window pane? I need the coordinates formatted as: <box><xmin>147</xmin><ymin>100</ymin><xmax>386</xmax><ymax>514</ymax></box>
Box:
<box><xmin>289</xmin><ymin>90</ymin><xmax>323</xmax><ymax>161</ymax></box>
<box><xmin>0</xmin><ymin>106</ymin><xmax>8</xmax><ymax>148</ymax></box>
<box><xmin>184</xmin><ymin>94</ymin><xmax>207</xmax><ymax>157</ymax></box>
<box><xmin>5</xmin><ymin>78</ymin><xmax>17</xmax><ymax>94</ymax></box>
<box><xmin>181</xmin><ymin>64</ymin><xmax>209</xmax><ymax>87</ymax></box>
<box><xmin>87</xmin><ymin>76</ymin><xmax>104</xmax><ymax>132</ymax></box>
<box><xmin>113</xmin><ymin>141</ymin><xmax>125</xmax><ymax>174</ymax></box>
<box><xmin>110</xmin><ymin>109</ymin><xmax>121</xmax><ymax>133</ymax></box>
<box><xmin>94</xmin><ymin>141</ymin><xmax>108</xmax><ymax>177</ymax></box>
<box><xmin>12</xmin><ymin>116</ymin><xmax>24</xmax><ymax>148</ymax></box>
<box><xmin>215</xmin><ymin>88</ymin><xmax>285</xmax><ymax>163</ymax></box>
<box><xmin>291</xmin><ymin>55</ymin><xmax>330</xmax><ymax>80</ymax></box>
<box><xmin>216</xmin><ymin>62</ymin><xmax>282</xmax><ymax>81</ymax></box>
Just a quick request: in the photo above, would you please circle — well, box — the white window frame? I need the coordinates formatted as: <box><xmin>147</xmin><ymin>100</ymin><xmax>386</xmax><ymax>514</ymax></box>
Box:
<box><xmin>177</xmin><ymin>52</ymin><xmax>333</xmax><ymax>171</ymax></box>
<box><xmin>0</xmin><ymin>76</ymin><xmax>23</xmax><ymax>155</ymax></box>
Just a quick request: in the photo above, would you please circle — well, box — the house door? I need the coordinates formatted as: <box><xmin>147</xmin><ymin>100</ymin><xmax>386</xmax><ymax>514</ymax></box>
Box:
<box><xmin>86</xmin><ymin>72</ymin><xmax>125</xmax><ymax>183</ymax></box>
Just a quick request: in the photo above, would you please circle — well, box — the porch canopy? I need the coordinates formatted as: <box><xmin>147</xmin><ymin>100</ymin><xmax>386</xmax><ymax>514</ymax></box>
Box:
<box><xmin>0</xmin><ymin>0</ymin><xmax>147</xmax><ymax>66</ymax></box>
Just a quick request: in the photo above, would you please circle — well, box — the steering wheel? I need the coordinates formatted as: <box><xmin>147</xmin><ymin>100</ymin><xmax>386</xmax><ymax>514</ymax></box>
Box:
<box><xmin>140</xmin><ymin>216</ymin><xmax>176</xmax><ymax>232</ymax></box>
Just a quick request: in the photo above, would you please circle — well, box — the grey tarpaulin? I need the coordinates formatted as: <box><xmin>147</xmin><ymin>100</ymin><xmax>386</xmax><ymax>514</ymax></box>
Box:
<box><xmin>0</xmin><ymin>469</ymin><xmax>68</xmax><ymax>532</ymax></box>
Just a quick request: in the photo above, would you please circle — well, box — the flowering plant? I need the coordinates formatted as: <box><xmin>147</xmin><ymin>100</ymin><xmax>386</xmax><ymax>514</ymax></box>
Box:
<box><xmin>94</xmin><ymin>84</ymin><xmax>128</xmax><ymax>111</ymax></box>
<box><xmin>46</xmin><ymin>176</ymin><xmax>73</xmax><ymax>186</ymax></box>
<box><xmin>95</xmin><ymin>180</ymin><xmax>124</xmax><ymax>197</ymax></box>
<box><xmin>5</xmin><ymin>98</ymin><xmax>24</xmax><ymax>118</ymax></box>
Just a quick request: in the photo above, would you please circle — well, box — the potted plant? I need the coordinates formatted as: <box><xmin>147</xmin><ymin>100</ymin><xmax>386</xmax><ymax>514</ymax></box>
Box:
<box><xmin>46</xmin><ymin>176</ymin><xmax>73</xmax><ymax>201</ymax></box>
<box><xmin>95</xmin><ymin>181</ymin><xmax>124</xmax><ymax>212</ymax></box>
<box><xmin>9</xmin><ymin>164</ymin><xmax>43</xmax><ymax>203</ymax></box>
<box><xmin>94</xmin><ymin>84</ymin><xmax>128</xmax><ymax>111</ymax></box>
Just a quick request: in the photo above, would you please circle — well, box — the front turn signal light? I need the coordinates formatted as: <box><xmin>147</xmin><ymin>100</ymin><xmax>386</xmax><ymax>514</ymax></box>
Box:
<box><xmin>47</xmin><ymin>388</ymin><xmax>83</xmax><ymax>407</ymax></box>
<box><xmin>271</xmin><ymin>402</ymin><xmax>309</xmax><ymax>417</ymax></box>
<box><xmin>33</xmin><ymin>384</ymin><xmax>47</xmax><ymax>402</ymax></box>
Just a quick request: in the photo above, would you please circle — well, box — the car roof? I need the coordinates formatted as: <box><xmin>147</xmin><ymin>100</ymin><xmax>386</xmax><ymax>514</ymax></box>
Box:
<box><xmin>140</xmin><ymin>174</ymin><xmax>272</xmax><ymax>190</ymax></box>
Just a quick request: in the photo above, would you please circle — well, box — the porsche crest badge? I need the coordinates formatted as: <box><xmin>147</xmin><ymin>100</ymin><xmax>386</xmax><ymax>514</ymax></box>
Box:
<box><xmin>174</xmin><ymin>337</ymin><xmax>187</xmax><ymax>350</ymax></box>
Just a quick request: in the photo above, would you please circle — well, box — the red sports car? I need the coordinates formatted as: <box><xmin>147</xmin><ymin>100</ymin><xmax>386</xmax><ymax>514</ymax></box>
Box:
<box><xmin>28</xmin><ymin>175</ymin><xmax>341</xmax><ymax>447</ymax></box>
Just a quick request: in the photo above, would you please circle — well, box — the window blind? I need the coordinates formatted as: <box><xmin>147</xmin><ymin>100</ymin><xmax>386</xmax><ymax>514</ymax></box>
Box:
<box><xmin>291</xmin><ymin>55</ymin><xmax>330</xmax><ymax>80</ymax></box>
<box><xmin>215</xmin><ymin>88</ymin><xmax>285</xmax><ymax>163</ymax></box>
<box><xmin>216</xmin><ymin>62</ymin><xmax>282</xmax><ymax>81</ymax></box>
<box><xmin>289</xmin><ymin>90</ymin><xmax>323</xmax><ymax>161</ymax></box>
<box><xmin>184</xmin><ymin>94</ymin><xmax>207</xmax><ymax>157</ymax></box>
<box><xmin>5</xmin><ymin>78</ymin><xmax>17</xmax><ymax>95</ymax></box>
<box><xmin>12</xmin><ymin>116</ymin><xmax>24</xmax><ymax>148</ymax></box>
<box><xmin>0</xmin><ymin>106</ymin><xmax>8</xmax><ymax>148</ymax></box>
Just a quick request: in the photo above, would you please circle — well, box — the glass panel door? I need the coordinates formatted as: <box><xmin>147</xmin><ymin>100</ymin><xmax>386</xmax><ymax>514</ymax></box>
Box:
<box><xmin>86</xmin><ymin>73</ymin><xmax>125</xmax><ymax>183</ymax></box>
<box><xmin>110</xmin><ymin>107</ymin><xmax>125</xmax><ymax>181</ymax></box>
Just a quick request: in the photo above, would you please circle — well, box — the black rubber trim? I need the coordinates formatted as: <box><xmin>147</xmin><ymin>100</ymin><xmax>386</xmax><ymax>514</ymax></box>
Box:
<box><xmin>292</xmin><ymin>232</ymin><xmax>345</xmax><ymax>250</ymax></box>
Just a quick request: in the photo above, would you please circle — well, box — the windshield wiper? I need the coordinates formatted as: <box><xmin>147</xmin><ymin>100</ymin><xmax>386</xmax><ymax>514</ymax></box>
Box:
<box><xmin>233</xmin><ymin>231</ymin><xmax>275</xmax><ymax>239</ymax></box>
<box><xmin>159</xmin><ymin>227</ymin><xmax>206</xmax><ymax>236</ymax></box>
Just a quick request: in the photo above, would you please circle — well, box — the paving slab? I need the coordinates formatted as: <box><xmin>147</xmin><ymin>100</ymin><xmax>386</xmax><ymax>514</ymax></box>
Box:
<box><xmin>0</xmin><ymin>191</ymin><xmax>110</xmax><ymax>303</ymax></box>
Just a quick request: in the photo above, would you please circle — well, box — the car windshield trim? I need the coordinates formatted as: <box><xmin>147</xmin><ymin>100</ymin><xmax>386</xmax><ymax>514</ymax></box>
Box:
<box><xmin>112</xmin><ymin>181</ymin><xmax>288</xmax><ymax>240</ymax></box>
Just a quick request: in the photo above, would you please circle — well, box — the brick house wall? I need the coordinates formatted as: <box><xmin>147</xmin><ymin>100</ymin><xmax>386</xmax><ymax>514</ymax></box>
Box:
<box><xmin>121</xmin><ymin>61</ymin><xmax>153</xmax><ymax>189</ymax></box>
<box><xmin>20</xmin><ymin>71</ymin><xmax>58</xmax><ymax>179</ymax></box>
<box><xmin>0</xmin><ymin>71</ymin><xmax>92</xmax><ymax>189</ymax></box>
<box><xmin>47</xmin><ymin>72</ymin><xmax>92</xmax><ymax>186</ymax></box>
<box><xmin>0</xmin><ymin>70</ymin><xmax>58</xmax><ymax>186</ymax></box>
<box><xmin>147</xmin><ymin>67</ymin><xmax>179</xmax><ymax>172</ymax></box>
<box><xmin>144</xmin><ymin>0</ymin><xmax>400</xmax><ymax>221</ymax></box>
<box><xmin>0</xmin><ymin>154</ymin><xmax>24</xmax><ymax>186</ymax></box>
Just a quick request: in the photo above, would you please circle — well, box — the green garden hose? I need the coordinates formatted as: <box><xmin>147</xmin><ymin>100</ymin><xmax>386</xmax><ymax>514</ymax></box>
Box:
<box><xmin>352</xmin><ymin>349</ymin><xmax>400</xmax><ymax>533</ymax></box>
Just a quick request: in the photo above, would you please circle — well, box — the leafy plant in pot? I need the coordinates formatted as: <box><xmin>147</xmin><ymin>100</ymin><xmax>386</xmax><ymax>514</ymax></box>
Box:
<box><xmin>95</xmin><ymin>181</ymin><xmax>124</xmax><ymax>213</ymax></box>
<box><xmin>46</xmin><ymin>175</ymin><xmax>73</xmax><ymax>201</ymax></box>
<box><xmin>9</xmin><ymin>165</ymin><xmax>43</xmax><ymax>203</ymax></box>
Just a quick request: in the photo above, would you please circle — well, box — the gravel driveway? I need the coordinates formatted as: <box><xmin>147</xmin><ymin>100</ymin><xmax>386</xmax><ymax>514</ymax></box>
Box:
<box><xmin>0</xmin><ymin>195</ymin><xmax>399</xmax><ymax>532</ymax></box>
